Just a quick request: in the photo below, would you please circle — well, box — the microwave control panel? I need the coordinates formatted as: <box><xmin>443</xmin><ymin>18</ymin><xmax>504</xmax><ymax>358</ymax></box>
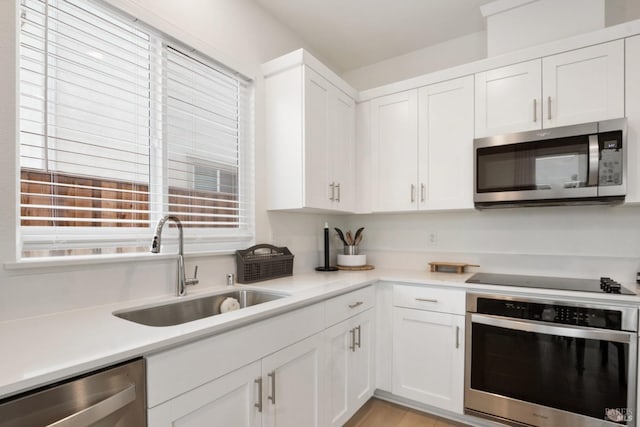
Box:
<box><xmin>598</xmin><ymin>131</ymin><xmax>623</xmax><ymax>186</ymax></box>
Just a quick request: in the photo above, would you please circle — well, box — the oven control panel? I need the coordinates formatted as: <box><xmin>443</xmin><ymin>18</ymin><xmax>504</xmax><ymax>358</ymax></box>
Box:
<box><xmin>476</xmin><ymin>298</ymin><xmax>622</xmax><ymax>330</ymax></box>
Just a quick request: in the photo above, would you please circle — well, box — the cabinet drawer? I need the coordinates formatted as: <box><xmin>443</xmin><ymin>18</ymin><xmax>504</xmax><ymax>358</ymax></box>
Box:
<box><xmin>325</xmin><ymin>286</ymin><xmax>375</xmax><ymax>327</ymax></box>
<box><xmin>393</xmin><ymin>285</ymin><xmax>465</xmax><ymax>315</ymax></box>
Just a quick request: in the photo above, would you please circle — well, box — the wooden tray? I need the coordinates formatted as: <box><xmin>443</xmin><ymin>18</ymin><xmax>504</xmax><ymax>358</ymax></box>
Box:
<box><xmin>337</xmin><ymin>264</ymin><xmax>375</xmax><ymax>271</ymax></box>
<box><xmin>428</xmin><ymin>261</ymin><xmax>479</xmax><ymax>274</ymax></box>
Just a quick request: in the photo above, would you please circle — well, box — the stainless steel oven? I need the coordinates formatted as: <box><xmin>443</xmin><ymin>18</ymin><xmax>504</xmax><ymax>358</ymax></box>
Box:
<box><xmin>465</xmin><ymin>293</ymin><xmax>638</xmax><ymax>427</ymax></box>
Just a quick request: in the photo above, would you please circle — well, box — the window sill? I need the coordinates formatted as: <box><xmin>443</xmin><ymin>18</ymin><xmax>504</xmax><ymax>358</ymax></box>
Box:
<box><xmin>4</xmin><ymin>249</ymin><xmax>235</xmax><ymax>271</ymax></box>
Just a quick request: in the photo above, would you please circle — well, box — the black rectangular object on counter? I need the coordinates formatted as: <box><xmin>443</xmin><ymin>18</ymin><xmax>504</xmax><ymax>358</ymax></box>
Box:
<box><xmin>236</xmin><ymin>244</ymin><xmax>294</xmax><ymax>283</ymax></box>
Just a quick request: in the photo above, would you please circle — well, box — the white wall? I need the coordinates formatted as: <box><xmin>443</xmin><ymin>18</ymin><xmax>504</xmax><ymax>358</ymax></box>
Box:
<box><xmin>607</xmin><ymin>0</ymin><xmax>640</xmax><ymax>26</ymax></box>
<box><xmin>484</xmin><ymin>0</ymin><xmax>605</xmax><ymax>57</ymax></box>
<box><xmin>0</xmin><ymin>0</ymin><xmax>341</xmax><ymax>322</ymax></box>
<box><xmin>346</xmin><ymin>206</ymin><xmax>640</xmax><ymax>282</ymax></box>
<box><xmin>342</xmin><ymin>31</ymin><xmax>487</xmax><ymax>91</ymax></box>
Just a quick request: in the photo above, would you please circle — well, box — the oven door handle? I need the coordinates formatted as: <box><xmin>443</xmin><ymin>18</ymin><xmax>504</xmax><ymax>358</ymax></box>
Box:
<box><xmin>471</xmin><ymin>313</ymin><xmax>634</xmax><ymax>344</ymax></box>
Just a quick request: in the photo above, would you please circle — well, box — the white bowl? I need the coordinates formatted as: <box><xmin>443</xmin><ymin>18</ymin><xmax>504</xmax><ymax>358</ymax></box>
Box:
<box><xmin>337</xmin><ymin>254</ymin><xmax>366</xmax><ymax>267</ymax></box>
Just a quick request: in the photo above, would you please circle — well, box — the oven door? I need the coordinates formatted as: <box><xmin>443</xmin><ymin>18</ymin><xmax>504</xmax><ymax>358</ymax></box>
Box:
<box><xmin>465</xmin><ymin>313</ymin><xmax>637</xmax><ymax>427</ymax></box>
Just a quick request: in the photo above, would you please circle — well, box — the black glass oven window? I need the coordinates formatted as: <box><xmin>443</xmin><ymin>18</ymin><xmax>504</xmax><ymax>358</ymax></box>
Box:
<box><xmin>476</xmin><ymin>135</ymin><xmax>590</xmax><ymax>193</ymax></box>
<box><xmin>471</xmin><ymin>323</ymin><xmax>628</xmax><ymax>423</ymax></box>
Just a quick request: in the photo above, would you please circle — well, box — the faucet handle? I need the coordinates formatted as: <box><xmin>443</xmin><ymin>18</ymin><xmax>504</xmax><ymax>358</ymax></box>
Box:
<box><xmin>186</xmin><ymin>265</ymin><xmax>199</xmax><ymax>287</ymax></box>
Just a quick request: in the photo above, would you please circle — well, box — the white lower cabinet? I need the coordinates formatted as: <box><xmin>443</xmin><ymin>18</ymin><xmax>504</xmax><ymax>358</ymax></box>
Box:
<box><xmin>391</xmin><ymin>285</ymin><xmax>465</xmax><ymax>414</ymax></box>
<box><xmin>148</xmin><ymin>334</ymin><xmax>322</xmax><ymax>427</ymax></box>
<box><xmin>146</xmin><ymin>287</ymin><xmax>375</xmax><ymax>427</ymax></box>
<box><xmin>323</xmin><ymin>309</ymin><xmax>375</xmax><ymax>427</ymax></box>
<box><xmin>262</xmin><ymin>334</ymin><xmax>322</xmax><ymax>427</ymax></box>
<box><xmin>148</xmin><ymin>361</ymin><xmax>262</xmax><ymax>427</ymax></box>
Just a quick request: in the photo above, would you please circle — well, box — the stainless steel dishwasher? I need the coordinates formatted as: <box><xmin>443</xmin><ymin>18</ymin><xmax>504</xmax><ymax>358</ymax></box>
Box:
<box><xmin>0</xmin><ymin>358</ymin><xmax>146</xmax><ymax>427</ymax></box>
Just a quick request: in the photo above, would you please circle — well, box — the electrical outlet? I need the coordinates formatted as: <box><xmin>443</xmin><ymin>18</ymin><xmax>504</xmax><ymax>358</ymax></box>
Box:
<box><xmin>427</xmin><ymin>231</ymin><xmax>438</xmax><ymax>247</ymax></box>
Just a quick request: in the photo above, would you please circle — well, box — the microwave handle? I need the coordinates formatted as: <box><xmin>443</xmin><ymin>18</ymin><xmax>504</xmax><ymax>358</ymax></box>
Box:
<box><xmin>587</xmin><ymin>134</ymin><xmax>599</xmax><ymax>187</ymax></box>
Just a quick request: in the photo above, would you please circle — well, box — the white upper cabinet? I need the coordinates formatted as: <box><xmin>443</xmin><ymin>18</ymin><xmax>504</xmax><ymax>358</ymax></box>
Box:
<box><xmin>475</xmin><ymin>40</ymin><xmax>624</xmax><ymax>138</ymax></box>
<box><xmin>264</xmin><ymin>51</ymin><xmax>356</xmax><ymax>212</ymax></box>
<box><xmin>418</xmin><ymin>76</ymin><xmax>474</xmax><ymax>210</ymax></box>
<box><xmin>370</xmin><ymin>90</ymin><xmax>419</xmax><ymax>212</ymax></box>
<box><xmin>542</xmin><ymin>40</ymin><xmax>624</xmax><ymax>128</ymax></box>
<box><xmin>370</xmin><ymin>76</ymin><xmax>474</xmax><ymax>213</ymax></box>
<box><xmin>475</xmin><ymin>59</ymin><xmax>542</xmax><ymax>138</ymax></box>
<box><xmin>626</xmin><ymin>35</ymin><xmax>640</xmax><ymax>204</ymax></box>
<box><xmin>303</xmin><ymin>68</ymin><xmax>332</xmax><ymax>210</ymax></box>
<box><xmin>329</xmin><ymin>87</ymin><xmax>357</xmax><ymax>212</ymax></box>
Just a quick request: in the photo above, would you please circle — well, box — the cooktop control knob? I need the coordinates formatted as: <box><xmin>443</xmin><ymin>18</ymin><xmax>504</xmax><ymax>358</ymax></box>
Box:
<box><xmin>600</xmin><ymin>277</ymin><xmax>621</xmax><ymax>293</ymax></box>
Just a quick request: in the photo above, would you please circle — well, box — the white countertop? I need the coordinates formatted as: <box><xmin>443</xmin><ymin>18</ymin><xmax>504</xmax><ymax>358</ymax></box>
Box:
<box><xmin>1</xmin><ymin>268</ymin><xmax>639</xmax><ymax>400</ymax></box>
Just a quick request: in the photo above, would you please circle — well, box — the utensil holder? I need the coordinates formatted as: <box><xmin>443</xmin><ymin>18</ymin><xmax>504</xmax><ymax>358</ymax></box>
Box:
<box><xmin>344</xmin><ymin>245</ymin><xmax>358</xmax><ymax>255</ymax></box>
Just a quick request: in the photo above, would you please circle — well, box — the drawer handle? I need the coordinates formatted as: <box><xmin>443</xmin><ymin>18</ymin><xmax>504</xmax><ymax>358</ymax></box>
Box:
<box><xmin>349</xmin><ymin>301</ymin><xmax>364</xmax><ymax>309</ymax></box>
<box><xmin>254</xmin><ymin>377</ymin><xmax>263</xmax><ymax>412</ymax></box>
<box><xmin>268</xmin><ymin>371</ymin><xmax>276</xmax><ymax>405</ymax></box>
<box><xmin>415</xmin><ymin>298</ymin><xmax>438</xmax><ymax>303</ymax></box>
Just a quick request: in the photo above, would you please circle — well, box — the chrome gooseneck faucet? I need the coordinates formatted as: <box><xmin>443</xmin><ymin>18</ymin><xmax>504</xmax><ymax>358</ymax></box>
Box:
<box><xmin>151</xmin><ymin>215</ymin><xmax>198</xmax><ymax>296</ymax></box>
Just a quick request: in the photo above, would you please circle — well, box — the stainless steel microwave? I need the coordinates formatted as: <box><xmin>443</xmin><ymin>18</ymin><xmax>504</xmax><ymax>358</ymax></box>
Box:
<box><xmin>474</xmin><ymin>118</ymin><xmax>626</xmax><ymax>208</ymax></box>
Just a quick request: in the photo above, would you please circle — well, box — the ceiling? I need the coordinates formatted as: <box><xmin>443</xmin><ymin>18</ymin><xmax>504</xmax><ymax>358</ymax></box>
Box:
<box><xmin>252</xmin><ymin>0</ymin><xmax>494</xmax><ymax>73</ymax></box>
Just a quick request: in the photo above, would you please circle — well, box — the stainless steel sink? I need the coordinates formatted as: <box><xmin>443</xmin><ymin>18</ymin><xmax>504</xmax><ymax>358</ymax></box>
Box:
<box><xmin>113</xmin><ymin>289</ymin><xmax>289</xmax><ymax>327</ymax></box>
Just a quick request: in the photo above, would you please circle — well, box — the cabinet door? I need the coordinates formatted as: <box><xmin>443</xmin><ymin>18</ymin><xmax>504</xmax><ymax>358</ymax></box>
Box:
<box><xmin>304</xmin><ymin>67</ymin><xmax>331</xmax><ymax>210</ymax></box>
<box><xmin>148</xmin><ymin>361</ymin><xmax>262</xmax><ymax>427</ymax></box>
<box><xmin>262</xmin><ymin>334</ymin><xmax>322</xmax><ymax>427</ymax></box>
<box><xmin>626</xmin><ymin>35</ymin><xmax>640</xmax><ymax>204</ymax></box>
<box><xmin>329</xmin><ymin>86</ymin><xmax>356</xmax><ymax>212</ymax></box>
<box><xmin>543</xmin><ymin>40</ymin><xmax>624</xmax><ymax>128</ymax></box>
<box><xmin>475</xmin><ymin>59</ymin><xmax>541</xmax><ymax>138</ymax></box>
<box><xmin>370</xmin><ymin>89</ymin><xmax>419</xmax><ymax>212</ymax></box>
<box><xmin>323</xmin><ymin>317</ymin><xmax>352</xmax><ymax>427</ymax></box>
<box><xmin>349</xmin><ymin>309</ymin><xmax>375</xmax><ymax>412</ymax></box>
<box><xmin>323</xmin><ymin>309</ymin><xmax>375</xmax><ymax>427</ymax></box>
<box><xmin>392</xmin><ymin>307</ymin><xmax>464</xmax><ymax>414</ymax></box>
<box><xmin>418</xmin><ymin>75</ymin><xmax>474</xmax><ymax>210</ymax></box>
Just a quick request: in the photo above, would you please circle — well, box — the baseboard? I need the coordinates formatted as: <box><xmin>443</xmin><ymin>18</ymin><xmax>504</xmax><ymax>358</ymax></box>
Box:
<box><xmin>372</xmin><ymin>390</ymin><xmax>507</xmax><ymax>427</ymax></box>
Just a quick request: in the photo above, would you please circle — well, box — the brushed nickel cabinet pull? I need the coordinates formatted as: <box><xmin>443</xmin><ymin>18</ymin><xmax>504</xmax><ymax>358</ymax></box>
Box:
<box><xmin>456</xmin><ymin>326</ymin><xmax>460</xmax><ymax>349</ymax></box>
<box><xmin>336</xmin><ymin>183</ymin><xmax>341</xmax><ymax>202</ymax></box>
<box><xmin>415</xmin><ymin>298</ymin><xmax>438</xmax><ymax>303</ymax></box>
<box><xmin>533</xmin><ymin>99</ymin><xmax>537</xmax><ymax>122</ymax></box>
<box><xmin>547</xmin><ymin>96</ymin><xmax>552</xmax><ymax>120</ymax></box>
<box><xmin>254</xmin><ymin>377</ymin><xmax>263</xmax><ymax>412</ymax></box>
<box><xmin>349</xmin><ymin>301</ymin><xmax>363</xmax><ymax>309</ymax></box>
<box><xmin>420</xmin><ymin>183</ymin><xmax>425</xmax><ymax>202</ymax></box>
<box><xmin>267</xmin><ymin>371</ymin><xmax>276</xmax><ymax>405</ymax></box>
<box><xmin>411</xmin><ymin>184</ymin><xmax>416</xmax><ymax>202</ymax></box>
<box><xmin>349</xmin><ymin>328</ymin><xmax>356</xmax><ymax>352</ymax></box>
<box><xmin>329</xmin><ymin>183</ymin><xmax>335</xmax><ymax>201</ymax></box>
<box><xmin>356</xmin><ymin>325</ymin><xmax>362</xmax><ymax>349</ymax></box>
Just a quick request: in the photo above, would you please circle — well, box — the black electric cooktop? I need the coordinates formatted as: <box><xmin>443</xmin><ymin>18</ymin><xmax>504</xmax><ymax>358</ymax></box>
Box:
<box><xmin>466</xmin><ymin>272</ymin><xmax>636</xmax><ymax>295</ymax></box>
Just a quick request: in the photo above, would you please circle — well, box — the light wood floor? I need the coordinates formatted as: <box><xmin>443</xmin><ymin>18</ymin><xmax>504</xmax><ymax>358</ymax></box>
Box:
<box><xmin>344</xmin><ymin>398</ymin><xmax>470</xmax><ymax>427</ymax></box>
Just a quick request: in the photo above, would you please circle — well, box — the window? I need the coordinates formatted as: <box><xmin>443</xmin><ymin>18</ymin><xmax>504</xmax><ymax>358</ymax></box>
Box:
<box><xmin>19</xmin><ymin>0</ymin><xmax>254</xmax><ymax>258</ymax></box>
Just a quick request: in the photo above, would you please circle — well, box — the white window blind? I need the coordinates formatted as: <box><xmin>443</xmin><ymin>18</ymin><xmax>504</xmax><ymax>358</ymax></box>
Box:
<box><xmin>19</xmin><ymin>0</ymin><xmax>254</xmax><ymax>258</ymax></box>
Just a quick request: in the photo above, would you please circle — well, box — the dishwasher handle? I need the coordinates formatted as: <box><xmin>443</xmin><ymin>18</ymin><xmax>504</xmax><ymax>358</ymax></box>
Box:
<box><xmin>47</xmin><ymin>384</ymin><xmax>136</xmax><ymax>427</ymax></box>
